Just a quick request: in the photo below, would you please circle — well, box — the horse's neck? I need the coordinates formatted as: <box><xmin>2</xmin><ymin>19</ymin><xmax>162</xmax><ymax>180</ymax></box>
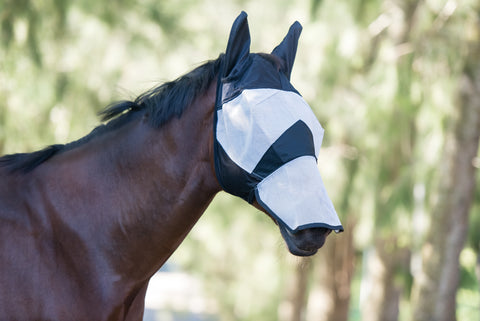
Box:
<box><xmin>34</xmin><ymin>83</ymin><xmax>220</xmax><ymax>282</ymax></box>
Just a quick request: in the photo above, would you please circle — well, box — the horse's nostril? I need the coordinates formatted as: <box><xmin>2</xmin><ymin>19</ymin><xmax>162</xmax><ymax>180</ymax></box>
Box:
<box><xmin>300</xmin><ymin>227</ymin><xmax>331</xmax><ymax>238</ymax></box>
<box><xmin>293</xmin><ymin>227</ymin><xmax>331</xmax><ymax>249</ymax></box>
<box><xmin>279</xmin><ymin>225</ymin><xmax>334</xmax><ymax>256</ymax></box>
<box><xmin>318</xmin><ymin>227</ymin><xmax>331</xmax><ymax>234</ymax></box>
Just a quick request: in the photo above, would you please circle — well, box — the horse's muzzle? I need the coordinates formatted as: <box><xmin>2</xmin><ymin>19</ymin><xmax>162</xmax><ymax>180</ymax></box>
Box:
<box><xmin>279</xmin><ymin>225</ymin><xmax>332</xmax><ymax>256</ymax></box>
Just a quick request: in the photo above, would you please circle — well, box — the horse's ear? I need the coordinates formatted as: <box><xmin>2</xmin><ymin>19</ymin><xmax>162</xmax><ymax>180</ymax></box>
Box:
<box><xmin>271</xmin><ymin>21</ymin><xmax>302</xmax><ymax>80</ymax></box>
<box><xmin>224</xmin><ymin>11</ymin><xmax>251</xmax><ymax>78</ymax></box>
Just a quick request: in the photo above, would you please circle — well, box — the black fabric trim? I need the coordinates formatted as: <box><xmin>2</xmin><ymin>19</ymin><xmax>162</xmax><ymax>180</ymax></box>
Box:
<box><xmin>253</xmin><ymin>120</ymin><xmax>315</xmax><ymax>179</ymax></box>
<box><xmin>214</xmin><ymin>60</ymin><xmax>259</xmax><ymax>203</ymax></box>
<box><xmin>214</xmin><ymin>143</ymin><xmax>260</xmax><ymax>203</ymax></box>
<box><xmin>213</xmin><ymin>59</ymin><xmax>226</xmax><ymax>188</ymax></box>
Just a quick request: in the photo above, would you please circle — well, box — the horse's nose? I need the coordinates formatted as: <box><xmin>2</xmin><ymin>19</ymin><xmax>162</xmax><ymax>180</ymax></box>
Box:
<box><xmin>293</xmin><ymin>227</ymin><xmax>331</xmax><ymax>251</ymax></box>
<box><xmin>280</xmin><ymin>226</ymin><xmax>332</xmax><ymax>256</ymax></box>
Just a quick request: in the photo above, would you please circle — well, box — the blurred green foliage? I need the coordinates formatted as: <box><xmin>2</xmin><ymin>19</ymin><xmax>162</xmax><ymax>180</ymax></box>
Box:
<box><xmin>1</xmin><ymin>0</ymin><xmax>479</xmax><ymax>320</ymax></box>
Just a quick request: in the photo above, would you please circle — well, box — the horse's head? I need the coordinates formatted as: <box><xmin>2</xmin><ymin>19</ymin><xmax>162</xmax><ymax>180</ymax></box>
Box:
<box><xmin>213</xmin><ymin>12</ymin><xmax>343</xmax><ymax>256</ymax></box>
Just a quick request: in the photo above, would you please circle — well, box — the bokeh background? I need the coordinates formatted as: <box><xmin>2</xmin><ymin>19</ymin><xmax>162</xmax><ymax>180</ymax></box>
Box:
<box><xmin>1</xmin><ymin>0</ymin><xmax>480</xmax><ymax>320</ymax></box>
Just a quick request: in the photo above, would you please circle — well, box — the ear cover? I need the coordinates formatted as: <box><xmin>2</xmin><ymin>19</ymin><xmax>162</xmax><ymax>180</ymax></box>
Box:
<box><xmin>223</xmin><ymin>11</ymin><xmax>251</xmax><ymax>78</ymax></box>
<box><xmin>271</xmin><ymin>21</ymin><xmax>302</xmax><ymax>80</ymax></box>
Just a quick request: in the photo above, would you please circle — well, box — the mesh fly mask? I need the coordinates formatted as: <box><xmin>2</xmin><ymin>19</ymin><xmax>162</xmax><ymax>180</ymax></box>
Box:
<box><xmin>213</xmin><ymin>12</ymin><xmax>343</xmax><ymax>233</ymax></box>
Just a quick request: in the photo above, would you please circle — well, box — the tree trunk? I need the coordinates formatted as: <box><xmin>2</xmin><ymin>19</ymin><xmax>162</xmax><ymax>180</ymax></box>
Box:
<box><xmin>411</xmin><ymin>18</ymin><xmax>480</xmax><ymax>321</ymax></box>
<box><xmin>307</xmin><ymin>219</ymin><xmax>355</xmax><ymax>321</ymax></box>
<box><xmin>361</xmin><ymin>238</ymin><xmax>410</xmax><ymax>321</ymax></box>
<box><xmin>280</xmin><ymin>165</ymin><xmax>357</xmax><ymax>321</ymax></box>
<box><xmin>363</xmin><ymin>1</ymin><xmax>422</xmax><ymax>319</ymax></box>
<box><xmin>279</xmin><ymin>257</ymin><xmax>313</xmax><ymax>321</ymax></box>
<box><xmin>477</xmin><ymin>253</ymin><xmax>480</xmax><ymax>314</ymax></box>
<box><xmin>306</xmin><ymin>154</ymin><xmax>358</xmax><ymax>321</ymax></box>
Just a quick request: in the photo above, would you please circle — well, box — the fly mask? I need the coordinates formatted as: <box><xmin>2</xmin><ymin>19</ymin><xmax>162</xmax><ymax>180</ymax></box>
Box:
<box><xmin>213</xmin><ymin>12</ymin><xmax>343</xmax><ymax>233</ymax></box>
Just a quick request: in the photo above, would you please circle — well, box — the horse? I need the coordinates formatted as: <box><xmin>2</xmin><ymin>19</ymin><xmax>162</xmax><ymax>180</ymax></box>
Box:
<box><xmin>0</xmin><ymin>12</ymin><xmax>342</xmax><ymax>320</ymax></box>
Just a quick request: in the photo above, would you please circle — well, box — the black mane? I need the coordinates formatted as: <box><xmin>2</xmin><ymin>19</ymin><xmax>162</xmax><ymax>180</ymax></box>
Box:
<box><xmin>0</xmin><ymin>55</ymin><xmax>223</xmax><ymax>173</ymax></box>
